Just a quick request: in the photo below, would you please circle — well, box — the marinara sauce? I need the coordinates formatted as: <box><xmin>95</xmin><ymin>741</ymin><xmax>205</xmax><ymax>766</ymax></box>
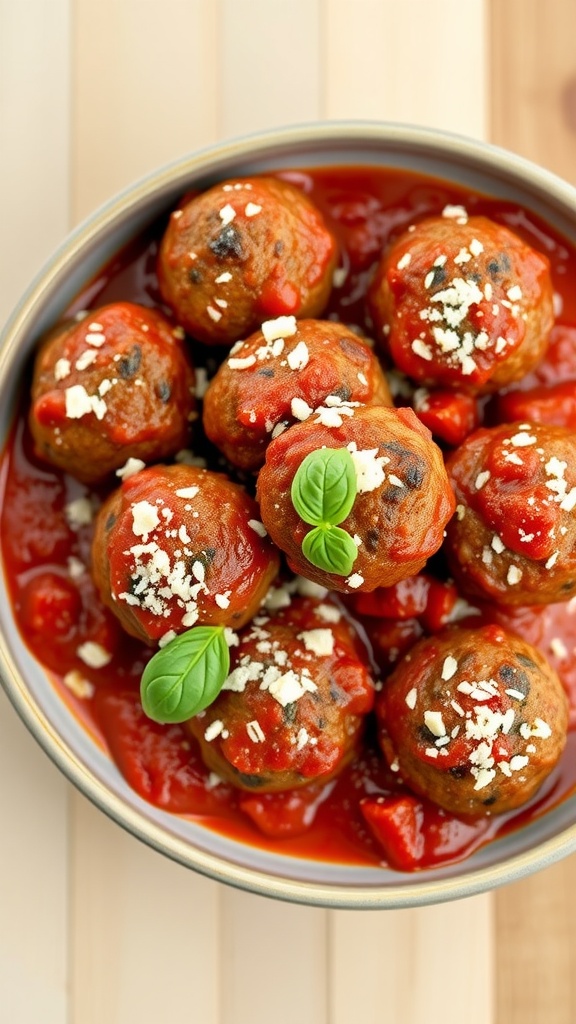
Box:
<box><xmin>3</xmin><ymin>165</ymin><xmax>576</xmax><ymax>872</ymax></box>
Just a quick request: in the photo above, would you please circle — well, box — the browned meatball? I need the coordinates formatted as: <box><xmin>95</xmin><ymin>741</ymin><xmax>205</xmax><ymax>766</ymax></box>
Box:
<box><xmin>203</xmin><ymin>317</ymin><xmax>392</xmax><ymax>471</ymax></box>
<box><xmin>91</xmin><ymin>464</ymin><xmax>280</xmax><ymax>643</ymax></box>
<box><xmin>157</xmin><ymin>176</ymin><xmax>338</xmax><ymax>345</ymax></box>
<box><xmin>377</xmin><ymin>625</ymin><xmax>568</xmax><ymax>817</ymax></box>
<box><xmin>445</xmin><ymin>422</ymin><xmax>576</xmax><ymax>605</ymax></box>
<box><xmin>29</xmin><ymin>302</ymin><xmax>196</xmax><ymax>483</ymax></box>
<box><xmin>369</xmin><ymin>212</ymin><xmax>554</xmax><ymax>392</ymax></box>
<box><xmin>256</xmin><ymin>405</ymin><xmax>455</xmax><ymax>593</ymax></box>
<box><xmin>186</xmin><ymin>596</ymin><xmax>375</xmax><ymax>792</ymax></box>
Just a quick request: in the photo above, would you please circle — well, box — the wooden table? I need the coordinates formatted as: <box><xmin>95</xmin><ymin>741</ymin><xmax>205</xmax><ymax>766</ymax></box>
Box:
<box><xmin>1</xmin><ymin>2</ymin><xmax>575</xmax><ymax>1021</ymax></box>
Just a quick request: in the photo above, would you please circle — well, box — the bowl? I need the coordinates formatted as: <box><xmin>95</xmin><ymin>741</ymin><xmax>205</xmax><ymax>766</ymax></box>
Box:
<box><xmin>2</xmin><ymin>121</ymin><xmax>576</xmax><ymax>909</ymax></box>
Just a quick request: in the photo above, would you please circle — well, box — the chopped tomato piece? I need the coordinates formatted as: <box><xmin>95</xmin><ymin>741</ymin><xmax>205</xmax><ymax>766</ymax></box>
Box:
<box><xmin>360</xmin><ymin>795</ymin><xmax>426</xmax><ymax>870</ymax></box>
<box><xmin>414</xmin><ymin>390</ymin><xmax>479</xmax><ymax>447</ymax></box>
<box><xmin>351</xmin><ymin>574</ymin><xmax>458</xmax><ymax>635</ymax></box>
<box><xmin>420</xmin><ymin>578</ymin><xmax>459</xmax><ymax>633</ymax></box>
<box><xmin>364</xmin><ymin>617</ymin><xmax>423</xmax><ymax>674</ymax></box>
<box><xmin>361</xmin><ymin>794</ymin><xmax>490</xmax><ymax>870</ymax></box>
<box><xmin>258</xmin><ymin>274</ymin><xmax>300</xmax><ymax>316</ymax></box>
<box><xmin>351</xmin><ymin>574</ymin><xmax>431</xmax><ymax>619</ymax></box>
<box><xmin>239</xmin><ymin>783</ymin><xmax>327</xmax><ymax>838</ymax></box>
<box><xmin>496</xmin><ymin>380</ymin><xmax>576</xmax><ymax>429</ymax></box>
<box><xmin>19</xmin><ymin>570</ymin><xmax>81</xmax><ymax>641</ymax></box>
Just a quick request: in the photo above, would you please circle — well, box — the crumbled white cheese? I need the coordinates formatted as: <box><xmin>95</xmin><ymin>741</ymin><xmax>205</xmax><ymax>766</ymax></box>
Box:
<box><xmin>67</xmin><ymin>556</ymin><xmax>85</xmax><ymax>580</ymax></box>
<box><xmin>291</xmin><ymin>397</ymin><xmax>313</xmax><ymax>421</ymax></box>
<box><xmin>520</xmin><ymin>718</ymin><xmax>552</xmax><ymax>740</ymax></box>
<box><xmin>405</xmin><ymin>687</ymin><xmax>417</xmax><ymax>710</ymax></box>
<box><xmin>65</xmin><ymin>384</ymin><xmax>107</xmax><ymax>421</ymax></box>
<box><xmin>510</xmin><ymin>431</ymin><xmax>536</xmax><ymax>447</ymax></box>
<box><xmin>315</xmin><ymin>603</ymin><xmax>341</xmax><ymax>624</ymax></box>
<box><xmin>550</xmin><ymin>637</ymin><xmax>568</xmax><ymax>659</ymax></box>
<box><xmin>424</xmin><ymin>710</ymin><xmax>446</xmax><ymax>737</ymax></box>
<box><xmin>116</xmin><ymin>457</ymin><xmax>146</xmax><ymax>481</ymax></box>
<box><xmin>507</xmin><ymin>565</ymin><xmax>523</xmax><ymax>586</ymax></box>
<box><xmin>65</xmin><ymin>497</ymin><xmax>93</xmax><ymax>528</ymax></box>
<box><xmin>441</xmin><ymin>656</ymin><xmax>458</xmax><ymax>681</ymax></box>
<box><xmin>76</xmin><ymin>641</ymin><xmax>112</xmax><ymax>668</ymax></box>
<box><xmin>219</xmin><ymin>203</ymin><xmax>236</xmax><ymax>225</ymax></box>
<box><xmin>204</xmin><ymin>720</ymin><xmax>225</xmax><ymax>741</ymax></box>
<box><xmin>347</xmin><ymin>443</ymin><xmax>388</xmax><ymax>493</ymax></box>
<box><xmin>287</xmin><ymin>341</ymin><xmax>310</xmax><ymax>371</ymax></box>
<box><xmin>247</xmin><ymin>519</ymin><xmax>267</xmax><ymax>537</ymax></box>
<box><xmin>297</xmin><ymin>629</ymin><xmax>335</xmax><ymax>657</ymax></box>
<box><xmin>228</xmin><ymin>354</ymin><xmax>256</xmax><ymax>370</ymax></box>
<box><xmin>175</xmin><ymin>486</ymin><xmax>199</xmax><ymax>499</ymax></box>
<box><xmin>510</xmin><ymin>754</ymin><xmax>530</xmax><ymax>771</ymax></box>
<box><xmin>75</xmin><ymin>349</ymin><xmax>98</xmax><ymax>371</ymax></box>
<box><xmin>261</xmin><ymin>316</ymin><xmax>298</xmax><ymax>343</ymax></box>
<box><xmin>246</xmin><ymin>719</ymin><xmax>265</xmax><ymax>742</ymax></box>
<box><xmin>412</xmin><ymin>339</ymin><xmax>433</xmax><ymax>361</ymax></box>
<box><xmin>346</xmin><ymin>573</ymin><xmax>364</xmax><ymax>589</ymax></box>
<box><xmin>158</xmin><ymin>630</ymin><xmax>177</xmax><ymax>648</ymax></box>
<box><xmin>296</xmin><ymin>727</ymin><xmax>310</xmax><ymax>750</ymax></box>
<box><xmin>63</xmin><ymin>669</ymin><xmax>94</xmax><ymax>699</ymax></box>
<box><xmin>442</xmin><ymin>205</ymin><xmax>468</xmax><ymax>221</ymax></box>
<box><xmin>85</xmin><ymin>332</ymin><xmax>106</xmax><ymax>347</ymax></box>
<box><xmin>54</xmin><ymin>358</ymin><xmax>71</xmax><ymax>381</ymax></box>
<box><xmin>131</xmin><ymin>500</ymin><xmax>160</xmax><ymax>539</ymax></box>
<box><xmin>267</xmin><ymin>670</ymin><xmax>317</xmax><ymax>707</ymax></box>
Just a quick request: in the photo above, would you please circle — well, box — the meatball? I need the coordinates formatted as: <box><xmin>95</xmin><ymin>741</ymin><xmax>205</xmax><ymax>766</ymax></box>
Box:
<box><xmin>91</xmin><ymin>464</ymin><xmax>280</xmax><ymax>643</ymax></box>
<box><xmin>368</xmin><ymin>212</ymin><xmax>554</xmax><ymax>392</ymax></box>
<box><xmin>377</xmin><ymin>625</ymin><xmax>568</xmax><ymax>817</ymax></box>
<box><xmin>186</xmin><ymin>596</ymin><xmax>374</xmax><ymax>792</ymax></box>
<box><xmin>157</xmin><ymin>176</ymin><xmax>337</xmax><ymax>345</ymax></box>
<box><xmin>203</xmin><ymin>317</ymin><xmax>392</xmax><ymax>471</ymax></box>
<box><xmin>445</xmin><ymin>422</ymin><xmax>576</xmax><ymax>605</ymax></box>
<box><xmin>29</xmin><ymin>302</ymin><xmax>196</xmax><ymax>483</ymax></box>
<box><xmin>256</xmin><ymin>405</ymin><xmax>455</xmax><ymax>593</ymax></box>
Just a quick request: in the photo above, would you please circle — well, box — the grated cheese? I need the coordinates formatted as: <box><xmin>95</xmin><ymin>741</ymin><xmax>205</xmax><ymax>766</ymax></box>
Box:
<box><xmin>297</xmin><ymin>628</ymin><xmax>335</xmax><ymax>657</ymax></box>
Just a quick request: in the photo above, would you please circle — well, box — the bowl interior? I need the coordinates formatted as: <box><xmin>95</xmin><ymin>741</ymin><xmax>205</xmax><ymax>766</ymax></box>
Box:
<box><xmin>2</xmin><ymin>122</ymin><xmax>576</xmax><ymax>908</ymax></box>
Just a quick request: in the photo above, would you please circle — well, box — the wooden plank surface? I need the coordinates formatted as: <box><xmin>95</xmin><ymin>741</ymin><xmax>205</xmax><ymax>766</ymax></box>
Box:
<box><xmin>489</xmin><ymin>3</ymin><xmax>576</xmax><ymax>1021</ymax></box>
<box><xmin>490</xmin><ymin>0</ymin><xmax>576</xmax><ymax>186</ymax></box>
<box><xmin>4</xmin><ymin>1</ymin><xmax>576</xmax><ymax>1021</ymax></box>
<box><xmin>0</xmin><ymin>2</ymin><xmax>71</xmax><ymax>1021</ymax></box>
<box><xmin>323</xmin><ymin>0</ymin><xmax>486</xmax><ymax>139</ymax></box>
<box><xmin>329</xmin><ymin>896</ymin><xmax>493</xmax><ymax>1024</ymax></box>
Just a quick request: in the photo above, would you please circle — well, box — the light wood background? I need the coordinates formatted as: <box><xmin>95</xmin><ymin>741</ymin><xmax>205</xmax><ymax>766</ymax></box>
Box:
<box><xmin>1</xmin><ymin>1</ymin><xmax>575</xmax><ymax>1021</ymax></box>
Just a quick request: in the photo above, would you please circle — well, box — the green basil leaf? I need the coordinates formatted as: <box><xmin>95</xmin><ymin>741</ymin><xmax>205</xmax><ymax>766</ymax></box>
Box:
<box><xmin>301</xmin><ymin>523</ymin><xmax>359</xmax><ymax>576</ymax></box>
<box><xmin>140</xmin><ymin>625</ymin><xmax>230</xmax><ymax>724</ymax></box>
<box><xmin>291</xmin><ymin>447</ymin><xmax>357</xmax><ymax>526</ymax></box>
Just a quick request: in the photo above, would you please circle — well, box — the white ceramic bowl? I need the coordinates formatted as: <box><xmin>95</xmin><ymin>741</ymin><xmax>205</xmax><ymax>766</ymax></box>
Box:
<box><xmin>2</xmin><ymin>122</ymin><xmax>576</xmax><ymax>908</ymax></box>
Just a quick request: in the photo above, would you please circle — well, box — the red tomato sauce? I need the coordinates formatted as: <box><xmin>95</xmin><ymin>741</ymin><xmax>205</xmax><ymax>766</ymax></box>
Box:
<box><xmin>3</xmin><ymin>165</ymin><xmax>576</xmax><ymax>872</ymax></box>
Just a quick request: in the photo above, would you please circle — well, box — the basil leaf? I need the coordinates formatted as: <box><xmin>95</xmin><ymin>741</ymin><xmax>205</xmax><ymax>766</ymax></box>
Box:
<box><xmin>140</xmin><ymin>625</ymin><xmax>230</xmax><ymax>724</ymax></box>
<box><xmin>301</xmin><ymin>523</ymin><xmax>359</xmax><ymax>576</ymax></box>
<box><xmin>291</xmin><ymin>447</ymin><xmax>357</xmax><ymax>526</ymax></box>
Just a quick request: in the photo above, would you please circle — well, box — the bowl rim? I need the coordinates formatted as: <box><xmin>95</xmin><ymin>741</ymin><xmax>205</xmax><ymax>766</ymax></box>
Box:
<box><xmin>2</xmin><ymin>118</ymin><xmax>576</xmax><ymax>909</ymax></box>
